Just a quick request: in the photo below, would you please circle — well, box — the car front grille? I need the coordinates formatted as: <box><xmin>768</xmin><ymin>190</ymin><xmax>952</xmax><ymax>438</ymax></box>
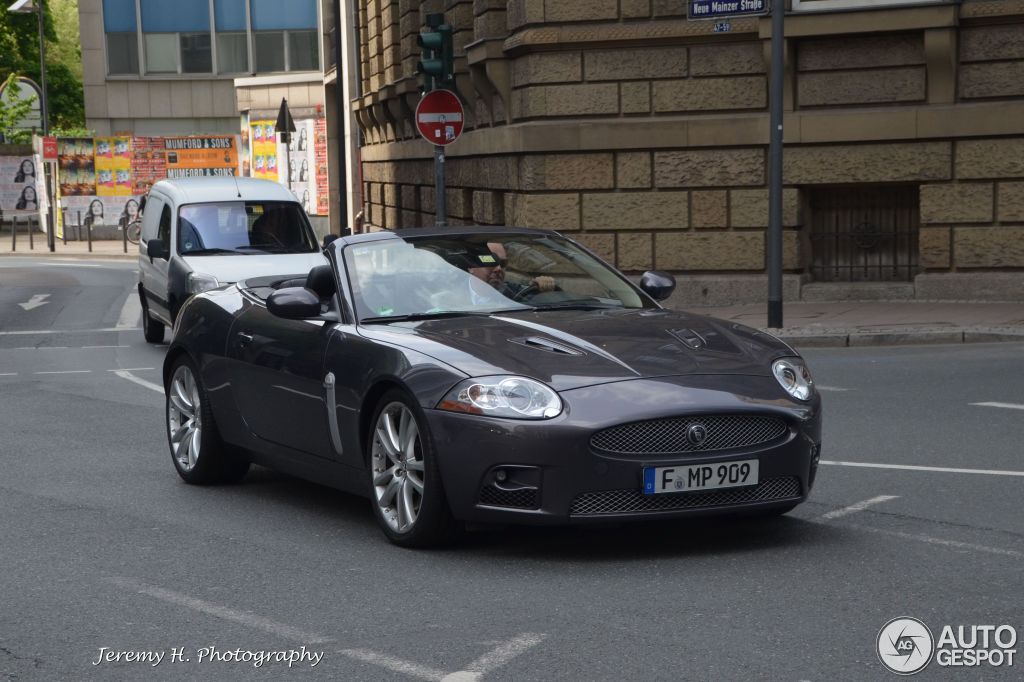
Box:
<box><xmin>590</xmin><ymin>415</ymin><xmax>788</xmax><ymax>455</ymax></box>
<box><xmin>569</xmin><ymin>477</ymin><xmax>801</xmax><ymax>516</ymax></box>
<box><xmin>479</xmin><ymin>485</ymin><xmax>539</xmax><ymax>510</ymax></box>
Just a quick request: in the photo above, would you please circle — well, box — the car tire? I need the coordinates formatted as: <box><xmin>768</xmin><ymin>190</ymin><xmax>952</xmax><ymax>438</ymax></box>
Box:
<box><xmin>166</xmin><ymin>356</ymin><xmax>249</xmax><ymax>485</ymax></box>
<box><xmin>367</xmin><ymin>389</ymin><xmax>459</xmax><ymax>548</ymax></box>
<box><xmin>141</xmin><ymin>293</ymin><xmax>165</xmax><ymax>344</ymax></box>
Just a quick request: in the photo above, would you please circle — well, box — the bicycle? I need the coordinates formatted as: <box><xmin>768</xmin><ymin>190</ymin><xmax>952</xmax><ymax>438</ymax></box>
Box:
<box><xmin>126</xmin><ymin>220</ymin><xmax>142</xmax><ymax>245</ymax></box>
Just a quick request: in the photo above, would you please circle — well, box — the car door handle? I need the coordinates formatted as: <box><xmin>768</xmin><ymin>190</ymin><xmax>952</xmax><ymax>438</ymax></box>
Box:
<box><xmin>237</xmin><ymin>331</ymin><xmax>254</xmax><ymax>347</ymax></box>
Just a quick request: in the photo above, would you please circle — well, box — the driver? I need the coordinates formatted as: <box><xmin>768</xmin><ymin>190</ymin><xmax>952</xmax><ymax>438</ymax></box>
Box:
<box><xmin>468</xmin><ymin>242</ymin><xmax>555</xmax><ymax>298</ymax></box>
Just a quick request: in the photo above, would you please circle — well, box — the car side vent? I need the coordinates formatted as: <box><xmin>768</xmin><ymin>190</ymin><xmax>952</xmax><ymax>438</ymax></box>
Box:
<box><xmin>509</xmin><ymin>336</ymin><xmax>584</xmax><ymax>356</ymax></box>
<box><xmin>667</xmin><ymin>328</ymin><xmax>706</xmax><ymax>350</ymax></box>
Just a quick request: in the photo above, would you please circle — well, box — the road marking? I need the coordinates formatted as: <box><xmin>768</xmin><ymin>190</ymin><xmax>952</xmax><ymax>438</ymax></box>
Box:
<box><xmin>338</xmin><ymin>649</ymin><xmax>448</xmax><ymax>681</ymax></box>
<box><xmin>17</xmin><ymin>294</ymin><xmax>50</xmax><ymax>311</ymax></box>
<box><xmin>83</xmin><ymin>345</ymin><xmax>130</xmax><ymax>349</ymax></box>
<box><xmin>842</xmin><ymin>524</ymin><xmax>1023</xmax><ymax>558</ymax></box>
<box><xmin>817</xmin><ymin>385</ymin><xmax>851</xmax><ymax>392</ymax></box>
<box><xmin>822</xmin><ymin>460</ymin><xmax>1024</xmax><ymax>478</ymax></box>
<box><xmin>34</xmin><ymin>370</ymin><xmax>91</xmax><ymax>375</ymax></box>
<box><xmin>15</xmin><ymin>346</ymin><xmax>68</xmax><ymax>350</ymax></box>
<box><xmin>819</xmin><ymin>495</ymin><xmax>898</xmax><ymax>520</ymax></box>
<box><xmin>107</xmin><ymin>367</ymin><xmax>155</xmax><ymax>372</ymax></box>
<box><xmin>971</xmin><ymin>401</ymin><xmax>1024</xmax><ymax>411</ymax></box>
<box><xmin>106</xmin><ymin>577</ymin><xmax>333</xmax><ymax>644</ymax></box>
<box><xmin>448</xmin><ymin>633</ymin><xmax>547</xmax><ymax>680</ymax></box>
<box><xmin>0</xmin><ymin>373</ymin><xmax>17</xmax><ymax>376</ymax></box>
<box><xmin>0</xmin><ymin>326</ymin><xmax>139</xmax><ymax>336</ymax></box>
<box><xmin>116</xmin><ymin>289</ymin><xmax>141</xmax><ymax>329</ymax></box>
<box><xmin>113</xmin><ymin>369</ymin><xmax>163</xmax><ymax>393</ymax></box>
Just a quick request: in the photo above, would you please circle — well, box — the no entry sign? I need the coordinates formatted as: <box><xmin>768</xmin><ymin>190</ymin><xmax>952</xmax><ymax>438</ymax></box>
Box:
<box><xmin>415</xmin><ymin>90</ymin><xmax>464</xmax><ymax>146</ymax></box>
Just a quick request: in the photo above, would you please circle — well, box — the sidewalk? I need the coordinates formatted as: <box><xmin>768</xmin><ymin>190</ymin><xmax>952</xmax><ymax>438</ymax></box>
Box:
<box><xmin>2</xmin><ymin>237</ymin><xmax>1021</xmax><ymax>347</ymax></box>
<box><xmin>0</xmin><ymin>236</ymin><xmax>136</xmax><ymax>260</ymax></box>
<box><xmin>698</xmin><ymin>300</ymin><xmax>1024</xmax><ymax>348</ymax></box>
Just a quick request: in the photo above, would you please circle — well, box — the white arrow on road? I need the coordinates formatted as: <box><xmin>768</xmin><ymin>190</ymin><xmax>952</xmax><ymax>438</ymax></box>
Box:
<box><xmin>18</xmin><ymin>294</ymin><xmax>50</xmax><ymax>311</ymax></box>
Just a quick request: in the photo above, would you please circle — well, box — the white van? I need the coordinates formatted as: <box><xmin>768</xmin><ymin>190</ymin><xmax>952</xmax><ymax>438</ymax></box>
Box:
<box><xmin>137</xmin><ymin>177</ymin><xmax>328</xmax><ymax>343</ymax></box>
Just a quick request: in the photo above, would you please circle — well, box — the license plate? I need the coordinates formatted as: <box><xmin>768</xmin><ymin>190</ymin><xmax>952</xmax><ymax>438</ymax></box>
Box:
<box><xmin>643</xmin><ymin>460</ymin><xmax>759</xmax><ymax>495</ymax></box>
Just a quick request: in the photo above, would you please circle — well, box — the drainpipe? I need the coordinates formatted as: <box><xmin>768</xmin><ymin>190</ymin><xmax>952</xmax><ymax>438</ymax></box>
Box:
<box><xmin>333</xmin><ymin>0</ymin><xmax>349</xmax><ymax>233</ymax></box>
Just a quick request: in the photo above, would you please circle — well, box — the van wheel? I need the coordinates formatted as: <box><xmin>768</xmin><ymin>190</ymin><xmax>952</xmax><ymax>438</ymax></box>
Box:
<box><xmin>141</xmin><ymin>293</ymin><xmax>165</xmax><ymax>343</ymax></box>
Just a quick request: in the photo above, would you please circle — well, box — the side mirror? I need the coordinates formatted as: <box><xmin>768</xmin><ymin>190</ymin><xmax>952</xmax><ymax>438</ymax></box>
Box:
<box><xmin>147</xmin><ymin>238</ymin><xmax>167</xmax><ymax>261</ymax></box>
<box><xmin>268</xmin><ymin>287</ymin><xmax>322</xmax><ymax>320</ymax></box>
<box><xmin>322</xmin><ymin>234</ymin><xmax>339</xmax><ymax>249</ymax></box>
<box><xmin>640</xmin><ymin>270</ymin><xmax>676</xmax><ymax>301</ymax></box>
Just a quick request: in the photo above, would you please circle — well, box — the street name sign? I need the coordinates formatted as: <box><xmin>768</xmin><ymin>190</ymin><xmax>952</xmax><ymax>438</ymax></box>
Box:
<box><xmin>416</xmin><ymin>90</ymin><xmax>464</xmax><ymax>146</ymax></box>
<box><xmin>688</xmin><ymin>0</ymin><xmax>769</xmax><ymax>20</ymax></box>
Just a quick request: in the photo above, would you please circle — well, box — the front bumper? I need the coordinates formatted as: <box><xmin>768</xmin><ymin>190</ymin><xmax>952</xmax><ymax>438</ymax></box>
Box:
<box><xmin>426</xmin><ymin>375</ymin><xmax>822</xmax><ymax>525</ymax></box>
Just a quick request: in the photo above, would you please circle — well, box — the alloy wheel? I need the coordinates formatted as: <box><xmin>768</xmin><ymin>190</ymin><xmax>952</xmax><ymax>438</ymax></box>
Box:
<box><xmin>168</xmin><ymin>364</ymin><xmax>203</xmax><ymax>472</ymax></box>
<box><xmin>371</xmin><ymin>402</ymin><xmax>425</xmax><ymax>533</ymax></box>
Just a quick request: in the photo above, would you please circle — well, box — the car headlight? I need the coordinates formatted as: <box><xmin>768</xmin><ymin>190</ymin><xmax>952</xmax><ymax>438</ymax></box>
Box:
<box><xmin>188</xmin><ymin>272</ymin><xmax>220</xmax><ymax>294</ymax></box>
<box><xmin>438</xmin><ymin>376</ymin><xmax>562</xmax><ymax>420</ymax></box>
<box><xmin>772</xmin><ymin>357</ymin><xmax>815</xmax><ymax>401</ymax></box>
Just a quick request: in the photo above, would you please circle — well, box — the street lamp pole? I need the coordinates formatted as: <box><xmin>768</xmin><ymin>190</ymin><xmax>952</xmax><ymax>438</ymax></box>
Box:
<box><xmin>9</xmin><ymin>0</ymin><xmax>53</xmax><ymax>250</ymax></box>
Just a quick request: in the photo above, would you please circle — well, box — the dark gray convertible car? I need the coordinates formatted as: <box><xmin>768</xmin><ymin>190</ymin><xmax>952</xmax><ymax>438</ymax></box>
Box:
<box><xmin>163</xmin><ymin>227</ymin><xmax>822</xmax><ymax>546</ymax></box>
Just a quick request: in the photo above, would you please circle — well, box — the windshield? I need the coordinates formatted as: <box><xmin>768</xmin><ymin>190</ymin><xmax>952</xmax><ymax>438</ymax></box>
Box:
<box><xmin>177</xmin><ymin>201</ymin><xmax>317</xmax><ymax>255</ymax></box>
<box><xmin>344</xmin><ymin>233</ymin><xmax>654</xmax><ymax>322</ymax></box>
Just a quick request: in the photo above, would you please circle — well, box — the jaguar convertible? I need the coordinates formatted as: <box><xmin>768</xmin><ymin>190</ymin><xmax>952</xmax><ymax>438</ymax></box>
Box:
<box><xmin>163</xmin><ymin>227</ymin><xmax>822</xmax><ymax>546</ymax></box>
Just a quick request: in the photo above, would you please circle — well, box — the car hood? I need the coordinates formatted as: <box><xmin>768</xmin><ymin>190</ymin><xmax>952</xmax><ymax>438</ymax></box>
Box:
<box><xmin>358</xmin><ymin>308</ymin><xmax>795</xmax><ymax>391</ymax></box>
<box><xmin>183</xmin><ymin>252</ymin><xmax>327</xmax><ymax>284</ymax></box>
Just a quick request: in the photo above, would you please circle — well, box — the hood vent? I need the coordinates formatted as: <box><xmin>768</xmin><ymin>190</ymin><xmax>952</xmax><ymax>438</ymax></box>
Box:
<box><xmin>667</xmin><ymin>328</ymin><xmax>706</xmax><ymax>350</ymax></box>
<box><xmin>509</xmin><ymin>335</ymin><xmax>584</xmax><ymax>356</ymax></box>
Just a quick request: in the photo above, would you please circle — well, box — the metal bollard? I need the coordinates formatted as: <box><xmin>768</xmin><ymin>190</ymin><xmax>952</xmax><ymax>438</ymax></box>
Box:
<box><xmin>87</xmin><ymin>216</ymin><xmax>93</xmax><ymax>253</ymax></box>
<box><xmin>61</xmin><ymin>209</ymin><xmax>67</xmax><ymax>245</ymax></box>
<box><xmin>10</xmin><ymin>216</ymin><xmax>15</xmax><ymax>252</ymax></box>
<box><xmin>122</xmin><ymin>220</ymin><xmax>128</xmax><ymax>253</ymax></box>
<box><xmin>29</xmin><ymin>216</ymin><xmax>34</xmax><ymax>250</ymax></box>
<box><xmin>77</xmin><ymin>211</ymin><xmax>82</xmax><ymax>243</ymax></box>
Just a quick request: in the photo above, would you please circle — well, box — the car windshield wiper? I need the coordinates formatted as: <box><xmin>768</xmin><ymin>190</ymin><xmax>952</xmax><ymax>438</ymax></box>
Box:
<box><xmin>361</xmin><ymin>310</ymin><xmax>513</xmax><ymax>324</ymax></box>
<box><xmin>532</xmin><ymin>302</ymin><xmax>624</xmax><ymax>312</ymax></box>
<box><xmin>181</xmin><ymin>248</ymin><xmax>243</xmax><ymax>256</ymax></box>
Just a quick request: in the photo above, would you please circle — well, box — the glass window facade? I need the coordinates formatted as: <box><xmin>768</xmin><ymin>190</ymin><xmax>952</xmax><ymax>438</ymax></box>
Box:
<box><xmin>144</xmin><ymin>33</ymin><xmax>178</xmax><ymax>73</ymax></box>
<box><xmin>103</xmin><ymin>0</ymin><xmax>138</xmax><ymax>75</ymax></box>
<box><xmin>104</xmin><ymin>0</ymin><xmax>319</xmax><ymax>76</ymax></box>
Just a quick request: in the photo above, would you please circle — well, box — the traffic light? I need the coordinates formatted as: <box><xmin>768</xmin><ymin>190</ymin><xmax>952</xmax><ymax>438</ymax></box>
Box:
<box><xmin>417</xmin><ymin>13</ymin><xmax>453</xmax><ymax>93</ymax></box>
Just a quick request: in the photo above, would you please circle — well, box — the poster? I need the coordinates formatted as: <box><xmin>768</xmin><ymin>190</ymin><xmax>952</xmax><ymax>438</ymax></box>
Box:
<box><xmin>94</xmin><ymin>137</ymin><xmax>132</xmax><ymax>196</ymax></box>
<box><xmin>0</xmin><ymin>156</ymin><xmax>40</xmax><ymax>213</ymax></box>
<box><xmin>57</xmin><ymin>138</ymin><xmax>96</xmax><ymax>197</ymax></box>
<box><xmin>164</xmin><ymin>136</ymin><xmax>239</xmax><ymax>178</ymax></box>
<box><xmin>249</xmin><ymin>119</ymin><xmax>279</xmax><ymax>181</ymax></box>
<box><xmin>130</xmin><ymin>136</ymin><xmax>166</xmax><ymax>196</ymax></box>
<box><xmin>315</xmin><ymin>118</ymin><xmax>329</xmax><ymax>216</ymax></box>
<box><xmin>240</xmin><ymin>115</ymin><xmax>251</xmax><ymax>177</ymax></box>
<box><xmin>281</xmin><ymin>119</ymin><xmax>317</xmax><ymax>214</ymax></box>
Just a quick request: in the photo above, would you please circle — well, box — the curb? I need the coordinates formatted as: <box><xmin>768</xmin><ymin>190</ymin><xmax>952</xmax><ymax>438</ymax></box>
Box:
<box><xmin>771</xmin><ymin>328</ymin><xmax>1024</xmax><ymax>348</ymax></box>
<box><xmin>0</xmin><ymin>251</ymin><xmax>136</xmax><ymax>261</ymax></box>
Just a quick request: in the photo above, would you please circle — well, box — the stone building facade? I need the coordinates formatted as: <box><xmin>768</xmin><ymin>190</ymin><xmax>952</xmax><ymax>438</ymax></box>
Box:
<box><xmin>354</xmin><ymin>0</ymin><xmax>1024</xmax><ymax>303</ymax></box>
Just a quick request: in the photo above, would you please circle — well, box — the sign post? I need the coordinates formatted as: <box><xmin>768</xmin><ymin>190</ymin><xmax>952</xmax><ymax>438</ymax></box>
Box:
<box><xmin>415</xmin><ymin>89</ymin><xmax>464</xmax><ymax>228</ymax></box>
<box><xmin>687</xmin><ymin>0</ymin><xmax>781</xmax><ymax>327</ymax></box>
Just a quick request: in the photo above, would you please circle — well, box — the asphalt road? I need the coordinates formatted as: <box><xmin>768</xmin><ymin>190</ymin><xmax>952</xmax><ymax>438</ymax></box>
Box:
<box><xmin>1</xmin><ymin>256</ymin><xmax>1021</xmax><ymax>681</ymax></box>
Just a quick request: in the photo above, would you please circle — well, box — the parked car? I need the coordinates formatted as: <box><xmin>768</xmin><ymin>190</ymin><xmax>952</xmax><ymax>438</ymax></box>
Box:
<box><xmin>162</xmin><ymin>227</ymin><xmax>822</xmax><ymax>547</ymax></box>
<box><xmin>137</xmin><ymin>177</ymin><xmax>327</xmax><ymax>343</ymax></box>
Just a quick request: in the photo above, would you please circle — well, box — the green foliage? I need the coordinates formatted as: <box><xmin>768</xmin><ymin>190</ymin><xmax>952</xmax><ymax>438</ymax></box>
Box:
<box><xmin>0</xmin><ymin>74</ymin><xmax>36</xmax><ymax>143</ymax></box>
<box><xmin>0</xmin><ymin>0</ymin><xmax>84</xmax><ymax>131</ymax></box>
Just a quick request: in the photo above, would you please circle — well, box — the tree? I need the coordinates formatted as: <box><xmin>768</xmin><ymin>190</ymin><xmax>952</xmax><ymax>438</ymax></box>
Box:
<box><xmin>0</xmin><ymin>73</ymin><xmax>36</xmax><ymax>142</ymax></box>
<box><xmin>0</xmin><ymin>0</ymin><xmax>84</xmax><ymax>133</ymax></box>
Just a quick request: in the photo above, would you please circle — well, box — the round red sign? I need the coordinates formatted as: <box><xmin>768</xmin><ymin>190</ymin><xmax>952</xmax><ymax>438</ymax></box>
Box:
<box><xmin>415</xmin><ymin>90</ymin><xmax>465</xmax><ymax>146</ymax></box>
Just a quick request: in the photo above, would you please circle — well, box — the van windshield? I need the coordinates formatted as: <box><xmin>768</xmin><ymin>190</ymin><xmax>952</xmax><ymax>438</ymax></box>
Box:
<box><xmin>177</xmin><ymin>201</ymin><xmax>317</xmax><ymax>255</ymax></box>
